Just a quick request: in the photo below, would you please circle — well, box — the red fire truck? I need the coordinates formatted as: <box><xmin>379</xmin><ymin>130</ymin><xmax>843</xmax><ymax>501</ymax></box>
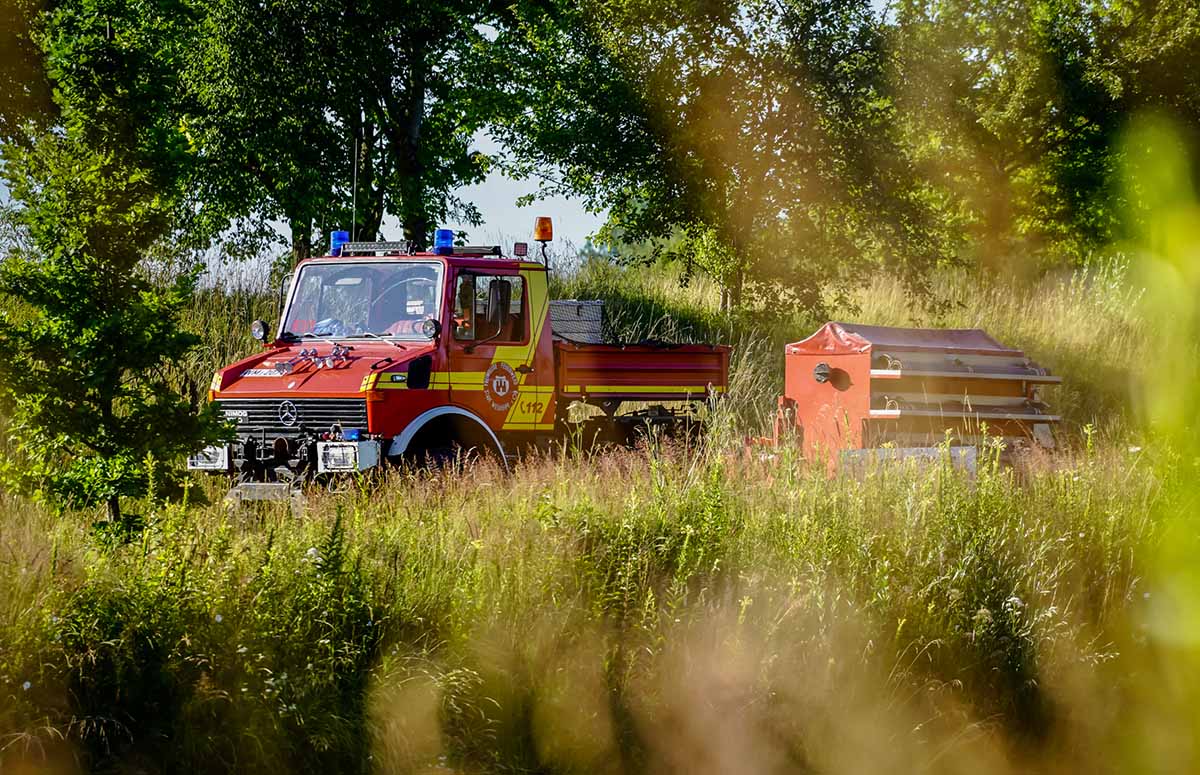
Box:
<box><xmin>188</xmin><ymin>219</ymin><xmax>731</xmax><ymax>500</ymax></box>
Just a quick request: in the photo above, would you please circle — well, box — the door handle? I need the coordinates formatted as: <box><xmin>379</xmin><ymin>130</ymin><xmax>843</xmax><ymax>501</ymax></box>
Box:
<box><xmin>516</xmin><ymin>364</ymin><xmax>534</xmax><ymax>375</ymax></box>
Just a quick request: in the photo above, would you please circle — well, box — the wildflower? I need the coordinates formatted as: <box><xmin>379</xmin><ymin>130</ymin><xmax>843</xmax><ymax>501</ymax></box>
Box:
<box><xmin>22</xmin><ymin>681</ymin><xmax>31</xmax><ymax>691</ymax></box>
<box><xmin>237</xmin><ymin>646</ymin><xmax>248</xmax><ymax>654</ymax></box>
<box><xmin>1129</xmin><ymin>446</ymin><xmax>1142</xmax><ymax>454</ymax></box>
<box><xmin>215</xmin><ymin>614</ymin><xmax>223</xmax><ymax>623</ymax></box>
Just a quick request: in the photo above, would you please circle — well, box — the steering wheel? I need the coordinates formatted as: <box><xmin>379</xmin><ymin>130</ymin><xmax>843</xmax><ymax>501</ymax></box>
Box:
<box><xmin>370</xmin><ymin>275</ymin><xmax>433</xmax><ymax>306</ymax></box>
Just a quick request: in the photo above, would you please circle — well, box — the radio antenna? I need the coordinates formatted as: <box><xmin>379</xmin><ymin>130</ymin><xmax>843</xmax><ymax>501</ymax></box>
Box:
<box><xmin>350</xmin><ymin>134</ymin><xmax>359</xmax><ymax>241</ymax></box>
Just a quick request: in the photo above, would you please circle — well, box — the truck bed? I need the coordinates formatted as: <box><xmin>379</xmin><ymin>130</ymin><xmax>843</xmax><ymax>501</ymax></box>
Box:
<box><xmin>554</xmin><ymin>341</ymin><xmax>731</xmax><ymax>402</ymax></box>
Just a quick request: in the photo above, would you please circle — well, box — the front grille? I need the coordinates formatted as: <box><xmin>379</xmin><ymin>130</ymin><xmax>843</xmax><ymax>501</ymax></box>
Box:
<box><xmin>215</xmin><ymin>398</ymin><xmax>368</xmax><ymax>438</ymax></box>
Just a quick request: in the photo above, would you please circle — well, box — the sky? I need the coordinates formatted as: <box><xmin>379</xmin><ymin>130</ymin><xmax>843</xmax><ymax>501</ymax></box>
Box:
<box><xmin>388</xmin><ymin>133</ymin><xmax>605</xmax><ymax>252</ymax></box>
<box><xmin>441</xmin><ymin>172</ymin><xmax>604</xmax><ymax>252</ymax></box>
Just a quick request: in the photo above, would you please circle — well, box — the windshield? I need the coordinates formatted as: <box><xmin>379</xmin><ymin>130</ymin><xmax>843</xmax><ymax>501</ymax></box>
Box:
<box><xmin>282</xmin><ymin>260</ymin><xmax>444</xmax><ymax>339</ymax></box>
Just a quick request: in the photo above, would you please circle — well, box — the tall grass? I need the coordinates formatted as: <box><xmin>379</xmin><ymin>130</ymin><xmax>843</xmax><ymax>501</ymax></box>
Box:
<box><xmin>0</xmin><ymin>441</ymin><xmax>1168</xmax><ymax>772</ymax></box>
<box><xmin>553</xmin><ymin>256</ymin><xmax>1149</xmax><ymax>435</ymax></box>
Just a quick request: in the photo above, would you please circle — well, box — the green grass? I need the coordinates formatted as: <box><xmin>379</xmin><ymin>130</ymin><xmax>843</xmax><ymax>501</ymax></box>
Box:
<box><xmin>0</xmin><ymin>258</ymin><xmax>1173</xmax><ymax>773</ymax></box>
<box><xmin>0</xmin><ymin>442</ymin><xmax>1166</xmax><ymax>772</ymax></box>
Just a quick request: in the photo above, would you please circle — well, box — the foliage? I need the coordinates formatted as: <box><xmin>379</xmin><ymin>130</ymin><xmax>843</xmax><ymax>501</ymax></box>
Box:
<box><xmin>495</xmin><ymin>0</ymin><xmax>1200</xmax><ymax>309</ymax></box>
<box><xmin>180</xmin><ymin>0</ymin><xmax>511</xmax><ymax>255</ymax></box>
<box><xmin>496</xmin><ymin>0</ymin><xmax>959</xmax><ymax>314</ymax></box>
<box><xmin>0</xmin><ymin>0</ymin><xmax>55</xmax><ymax>143</ymax></box>
<box><xmin>6</xmin><ymin>0</ymin><xmax>517</xmax><ymax>263</ymax></box>
<box><xmin>32</xmin><ymin>0</ymin><xmax>222</xmax><ymax>245</ymax></box>
<box><xmin>891</xmin><ymin>0</ymin><xmax>1200</xmax><ymax>270</ymax></box>
<box><xmin>0</xmin><ymin>134</ymin><xmax>226</xmax><ymax>523</ymax></box>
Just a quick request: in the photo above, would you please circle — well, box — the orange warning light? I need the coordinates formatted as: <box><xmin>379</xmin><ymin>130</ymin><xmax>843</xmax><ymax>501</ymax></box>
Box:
<box><xmin>534</xmin><ymin>216</ymin><xmax>553</xmax><ymax>242</ymax></box>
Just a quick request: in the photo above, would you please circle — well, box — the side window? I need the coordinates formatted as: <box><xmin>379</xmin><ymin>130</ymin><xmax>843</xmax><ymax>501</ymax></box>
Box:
<box><xmin>453</xmin><ymin>274</ymin><xmax>526</xmax><ymax>342</ymax></box>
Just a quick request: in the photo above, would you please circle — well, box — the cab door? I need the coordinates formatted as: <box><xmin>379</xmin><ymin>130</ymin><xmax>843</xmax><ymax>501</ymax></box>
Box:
<box><xmin>446</xmin><ymin>270</ymin><xmax>530</xmax><ymax>429</ymax></box>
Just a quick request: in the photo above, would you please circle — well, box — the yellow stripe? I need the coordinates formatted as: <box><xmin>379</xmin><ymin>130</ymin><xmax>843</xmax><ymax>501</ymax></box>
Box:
<box><xmin>575</xmin><ymin>385</ymin><xmax>725</xmax><ymax>394</ymax></box>
<box><xmin>364</xmin><ymin>372</ymin><xmax>542</xmax><ymax>391</ymax></box>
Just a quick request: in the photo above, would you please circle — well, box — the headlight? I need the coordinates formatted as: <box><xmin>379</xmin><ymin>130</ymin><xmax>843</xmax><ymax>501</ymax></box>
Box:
<box><xmin>317</xmin><ymin>441</ymin><xmax>381</xmax><ymax>473</ymax></box>
<box><xmin>188</xmin><ymin>445</ymin><xmax>230</xmax><ymax>471</ymax></box>
<box><xmin>322</xmin><ymin>444</ymin><xmax>357</xmax><ymax>470</ymax></box>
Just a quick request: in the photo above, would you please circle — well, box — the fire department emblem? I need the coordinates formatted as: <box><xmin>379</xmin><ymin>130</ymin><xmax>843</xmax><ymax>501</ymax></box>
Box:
<box><xmin>484</xmin><ymin>362</ymin><xmax>517</xmax><ymax>411</ymax></box>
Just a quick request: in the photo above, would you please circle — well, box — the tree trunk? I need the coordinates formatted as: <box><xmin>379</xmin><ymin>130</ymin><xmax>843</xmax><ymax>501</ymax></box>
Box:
<box><xmin>356</xmin><ymin>122</ymin><xmax>385</xmax><ymax>241</ymax></box>
<box><xmin>395</xmin><ymin>52</ymin><xmax>429</xmax><ymax>249</ymax></box>
<box><xmin>290</xmin><ymin>218</ymin><xmax>313</xmax><ymax>265</ymax></box>
<box><xmin>99</xmin><ymin>392</ymin><xmax>122</xmax><ymax>525</ymax></box>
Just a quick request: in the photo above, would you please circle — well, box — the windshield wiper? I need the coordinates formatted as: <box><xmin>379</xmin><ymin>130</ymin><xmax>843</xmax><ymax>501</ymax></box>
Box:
<box><xmin>280</xmin><ymin>331</ymin><xmax>331</xmax><ymax>342</ymax></box>
<box><xmin>359</xmin><ymin>332</ymin><xmax>408</xmax><ymax>350</ymax></box>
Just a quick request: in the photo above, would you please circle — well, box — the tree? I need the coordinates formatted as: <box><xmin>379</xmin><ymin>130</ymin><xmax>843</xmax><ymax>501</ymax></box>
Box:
<box><xmin>19</xmin><ymin>0</ymin><xmax>511</xmax><ymax>265</ymax></box>
<box><xmin>494</xmin><ymin>0</ymin><xmax>955</xmax><ymax>314</ymax></box>
<box><xmin>0</xmin><ymin>0</ymin><xmax>228</xmax><ymax>524</ymax></box>
<box><xmin>183</xmin><ymin>0</ymin><xmax>509</xmax><ymax>257</ymax></box>
<box><xmin>0</xmin><ymin>136</ymin><xmax>227</xmax><ymax>524</ymax></box>
<box><xmin>891</xmin><ymin>0</ymin><xmax>1200</xmax><ymax>270</ymax></box>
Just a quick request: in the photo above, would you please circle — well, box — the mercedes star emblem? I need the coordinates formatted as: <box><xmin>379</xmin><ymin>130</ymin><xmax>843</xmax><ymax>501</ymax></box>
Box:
<box><xmin>278</xmin><ymin>400</ymin><xmax>298</xmax><ymax>427</ymax></box>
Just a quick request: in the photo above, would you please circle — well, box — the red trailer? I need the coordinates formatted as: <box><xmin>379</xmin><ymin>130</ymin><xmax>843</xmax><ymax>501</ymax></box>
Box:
<box><xmin>773</xmin><ymin>322</ymin><xmax>1060</xmax><ymax>466</ymax></box>
<box><xmin>188</xmin><ymin>220</ymin><xmax>730</xmax><ymax>499</ymax></box>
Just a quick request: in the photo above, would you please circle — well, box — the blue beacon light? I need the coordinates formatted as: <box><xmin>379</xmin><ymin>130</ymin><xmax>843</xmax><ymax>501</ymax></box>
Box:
<box><xmin>433</xmin><ymin>228</ymin><xmax>454</xmax><ymax>256</ymax></box>
<box><xmin>330</xmin><ymin>230</ymin><xmax>350</xmax><ymax>256</ymax></box>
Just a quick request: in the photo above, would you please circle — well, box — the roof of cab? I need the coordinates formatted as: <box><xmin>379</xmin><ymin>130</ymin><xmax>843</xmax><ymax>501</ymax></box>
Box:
<box><xmin>297</xmin><ymin>251</ymin><xmax>546</xmax><ymax>272</ymax></box>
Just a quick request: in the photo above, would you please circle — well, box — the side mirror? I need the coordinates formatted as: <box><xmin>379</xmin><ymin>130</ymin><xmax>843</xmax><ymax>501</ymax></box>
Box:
<box><xmin>421</xmin><ymin>318</ymin><xmax>441</xmax><ymax>339</ymax></box>
<box><xmin>250</xmin><ymin>319</ymin><xmax>270</xmax><ymax>342</ymax></box>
